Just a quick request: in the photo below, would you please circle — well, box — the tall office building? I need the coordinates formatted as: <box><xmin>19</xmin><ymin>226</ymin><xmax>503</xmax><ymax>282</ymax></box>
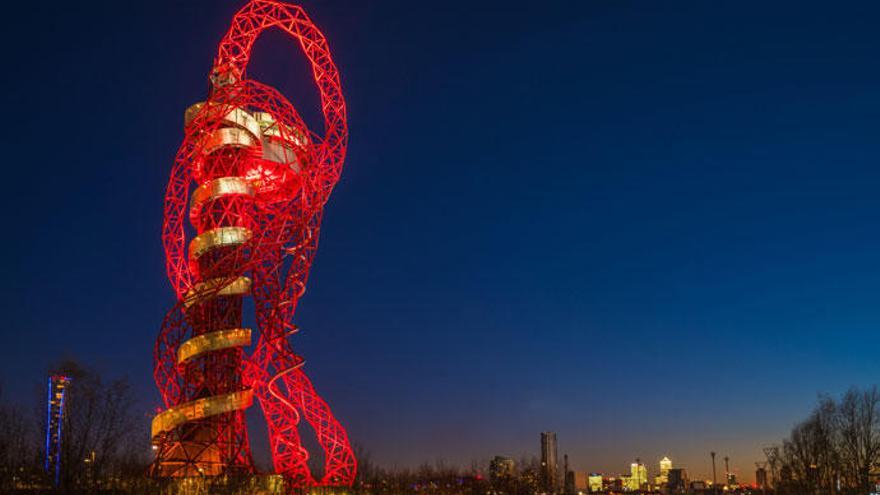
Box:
<box><xmin>655</xmin><ymin>456</ymin><xmax>672</xmax><ymax>486</ymax></box>
<box><xmin>588</xmin><ymin>474</ymin><xmax>603</xmax><ymax>493</ymax></box>
<box><xmin>564</xmin><ymin>454</ymin><xmax>573</xmax><ymax>495</ymax></box>
<box><xmin>541</xmin><ymin>432</ymin><xmax>559</xmax><ymax>493</ymax></box>
<box><xmin>755</xmin><ymin>467</ymin><xmax>768</xmax><ymax>489</ymax></box>
<box><xmin>572</xmin><ymin>472</ymin><xmax>588</xmax><ymax>492</ymax></box>
<box><xmin>624</xmin><ymin>462</ymin><xmax>648</xmax><ymax>491</ymax></box>
<box><xmin>726</xmin><ymin>472</ymin><xmax>738</xmax><ymax>486</ymax></box>
<box><xmin>667</xmin><ymin>468</ymin><xmax>688</xmax><ymax>493</ymax></box>
<box><xmin>490</xmin><ymin>456</ymin><xmax>515</xmax><ymax>483</ymax></box>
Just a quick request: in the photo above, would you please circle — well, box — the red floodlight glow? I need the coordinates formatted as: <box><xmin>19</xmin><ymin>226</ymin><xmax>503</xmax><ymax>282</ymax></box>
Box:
<box><xmin>151</xmin><ymin>0</ymin><xmax>355</xmax><ymax>488</ymax></box>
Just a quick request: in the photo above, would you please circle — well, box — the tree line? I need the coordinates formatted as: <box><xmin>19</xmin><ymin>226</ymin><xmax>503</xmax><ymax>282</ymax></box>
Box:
<box><xmin>769</xmin><ymin>386</ymin><xmax>880</xmax><ymax>495</ymax></box>
<box><xmin>5</xmin><ymin>361</ymin><xmax>880</xmax><ymax>495</ymax></box>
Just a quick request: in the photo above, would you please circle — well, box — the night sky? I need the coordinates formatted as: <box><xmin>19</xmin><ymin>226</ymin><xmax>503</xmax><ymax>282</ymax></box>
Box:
<box><xmin>3</xmin><ymin>0</ymin><xmax>880</xmax><ymax>483</ymax></box>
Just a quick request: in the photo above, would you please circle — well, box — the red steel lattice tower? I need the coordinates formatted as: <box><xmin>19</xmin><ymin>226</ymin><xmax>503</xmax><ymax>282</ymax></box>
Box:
<box><xmin>151</xmin><ymin>0</ymin><xmax>355</xmax><ymax>488</ymax></box>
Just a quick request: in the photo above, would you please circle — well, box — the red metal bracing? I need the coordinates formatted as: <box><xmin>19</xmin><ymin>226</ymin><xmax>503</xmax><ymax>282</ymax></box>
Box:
<box><xmin>152</xmin><ymin>0</ymin><xmax>355</xmax><ymax>488</ymax></box>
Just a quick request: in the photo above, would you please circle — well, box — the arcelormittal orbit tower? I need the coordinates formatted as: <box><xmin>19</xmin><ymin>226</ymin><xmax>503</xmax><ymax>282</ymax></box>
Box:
<box><xmin>150</xmin><ymin>0</ymin><xmax>356</xmax><ymax>489</ymax></box>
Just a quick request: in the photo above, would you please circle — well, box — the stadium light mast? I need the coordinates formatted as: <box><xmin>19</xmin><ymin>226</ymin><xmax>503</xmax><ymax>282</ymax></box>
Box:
<box><xmin>710</xmin><ymin>451</ymin><xmax>717</xmax><ymax>494</ymax></box>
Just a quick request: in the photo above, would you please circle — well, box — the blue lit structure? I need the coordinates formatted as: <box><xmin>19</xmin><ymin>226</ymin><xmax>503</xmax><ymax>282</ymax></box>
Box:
<box><xmin>45</xmin><ymin>375</ymin><xmax>70</xmax><ymax>486</ymax></box>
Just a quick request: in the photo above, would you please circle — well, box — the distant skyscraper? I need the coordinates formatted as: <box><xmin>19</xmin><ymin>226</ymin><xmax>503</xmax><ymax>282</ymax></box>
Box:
<box><xmin>755</xmin><ymin>467</ymin><xmax>768</xmax><ymax>488</ymax></box>
<box><xmin>564</xmin><ymin>454</ymin><xmax>574</xmax><ymax>495</ymax></box>
<box><xmin>588</xmin><ymin>474</ymin><xmax>603</xmax><ymax>493</ymax></box>
<box><xmin>541</xmin><ymin>432</ymin><xmax>559</xmax><ymax>493</ymax></box>
<box><xmin>624</xmin><ymin>462</ymin><xmax>648</xmax><ymax>491</ymax></box>
<box><xmin>572</xmin><ymin>472</ymin><xmax>588</xmax><ymax>492</ymax></box>
<box><xmin>655</xmin><ymin>456</ymin><xmax>672</xmax><ymax>486</ymax></box>
<box><xmin>667</xmin><ymin>468</ymin><xmax>688</xmax><ymax>493</ymax></box>
<box><xmin>490</xmin><ymin>456</ymin><xmax>515</xmax><ymax>483</ymax></box>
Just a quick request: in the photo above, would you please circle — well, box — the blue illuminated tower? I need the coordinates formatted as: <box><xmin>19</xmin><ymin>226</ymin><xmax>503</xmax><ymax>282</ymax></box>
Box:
<box><xmin>45</xmin><ymin>375</ymin><xmax>71</xmax><ymax>486</ymax></box>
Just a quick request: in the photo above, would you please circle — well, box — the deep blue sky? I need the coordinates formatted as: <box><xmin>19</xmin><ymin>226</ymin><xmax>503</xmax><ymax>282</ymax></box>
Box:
<box><xmin>3</xmin><ymin>0</ymin><xmax>880</xmax><ymax>483</ymax></box>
